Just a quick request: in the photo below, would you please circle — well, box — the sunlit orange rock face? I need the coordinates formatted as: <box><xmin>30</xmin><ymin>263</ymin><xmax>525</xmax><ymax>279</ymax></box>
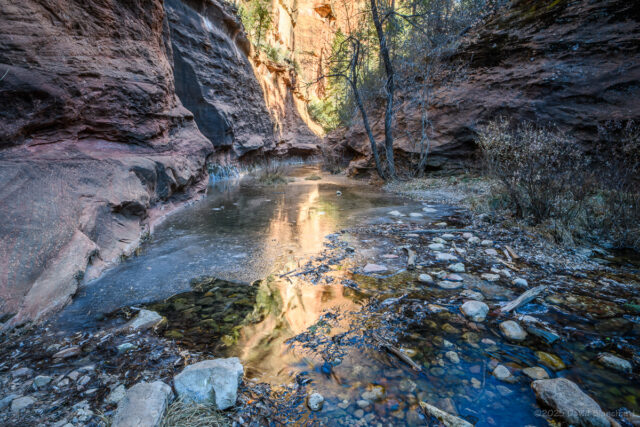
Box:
<box><xmin>264</xmin><ymin>0</ymin><xmax>365</xmax><ymax>99</ymax></box>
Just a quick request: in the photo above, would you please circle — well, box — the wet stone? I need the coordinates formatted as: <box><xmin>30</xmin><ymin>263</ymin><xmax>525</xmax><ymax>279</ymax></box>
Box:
<box><xmin>438</xmin><ymin>280</ymin><xmax>463</xmax><ymax>290</ymax></box>
<box><xmin>448</xmin><ymin>263</ymin><xmax>465</xmax><ymax>273</ymax></box>
<box><xmin>460</xmin><ymin>289</ymin><xmax>483</xmax><ymax>300</ymax></box>
<box><xmin>536</xmin><ymin>351</ymin><xmax>566</xmax><ymax>371</ymax></box>
<box><xmin>33</xmin><ymin>375</ymin><xmax>53</xmax><ymax>389</ymax></box>
<box><xmin>429</xmin><ymin>243</ymin><xmax>446</xmax><ymax>251</ymax></box>
<box><xmin>11</xmin><ymin>367</ymin><xmax>33</xmax><ymax>378</ymax></box>
<box><xmin>106</xmin><ymin>384</ymin><xmax>127</xmax><ymax>405</ymax></box>
<box><xmin>307</xmin><ymin>392</ymin><xmax>324</xmax><ymax>411</ymax></box>
<box><xmin>499</xmin><ymin>320</ymin><xmax>527</xmax><ymax>341</ymax></box>
<box><xmin>445</xmin><ymin>351</ymin><xmax>460</xmax><ymax>364</ymax></box>
<box><xmin>11</xmin><ymin>396</ymin><xmax>35</xmax><ymax>412</ymax></box>
<box><xmin>481</xmin><ymin>273</ymin><xmax>500</xmax><ymax>282</ymax></box>
<box><xmin>522</xmin><ymin>367</ymin><xmax>550</xmax><ymax>380</ymax></box>
<box><xmin>493</xmin><ymin>365</ymin><xmax>515</xmax><ymax>383</ymax></box>
<box><xmin>597</xmin><ymin>352</ymin><xmax>632</xmax><ymax>373</ymax></box>
<box><xmin>418</xmin><ymin>273</ymin><xmax>434</xmax><ymax>284</ymax></box>
<box><xmin>532</xmin><ymin>378</ymin><xmax>610</xmax><ymax>427</ymax></box>
<box><xmin>513</xmin><ymin>278</ymin><xmax>528</xmax><ymax>287</ymax></box>
<box><xmin>363</xmin><ymin>264</ymin><xmax>387</xmax><ymax>274</ymax></box>
<box><xmin>460</xmin><ymin>300</ymin><xmax>489</xmax><ymax>322</ymax></box>
<box><xmin>436</xmin><ymin>253</ymin><xmax>458</xmax><ymax>262</ymax></box>
<box><xmin>361</xmin><ymin>385</ymin><xmax>385</xmax><ymax>402</ymax></box>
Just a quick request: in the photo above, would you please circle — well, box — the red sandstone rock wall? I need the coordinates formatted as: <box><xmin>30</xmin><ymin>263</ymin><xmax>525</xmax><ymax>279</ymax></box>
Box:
<box><xmin>0</xmin><ymin>0</ymin><xmax>319</xmax><ymax>327</ymax></box>
<box><xmin>331</xmin><ymin>0</ymin><xmax>640</xmax><ymax>175</ymax></box>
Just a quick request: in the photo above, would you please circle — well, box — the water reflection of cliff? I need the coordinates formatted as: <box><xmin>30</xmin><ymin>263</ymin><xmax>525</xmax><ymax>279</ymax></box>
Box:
<box><xmin>232</xmin><ymin>186</ymin><xmax>362</xmax><ymax>383</ymax></box>
<box><xmin>233</xmin><ymin>275</ymin><xmax>362</xmax><ymax>384</ymax></box>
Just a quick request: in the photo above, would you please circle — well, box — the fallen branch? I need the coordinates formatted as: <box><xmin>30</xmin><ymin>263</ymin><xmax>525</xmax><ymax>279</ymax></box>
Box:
<box><xmin>372</xmin><ymin>332</ymin><xmax>421</xmax><ymax>371</ymax></box>
<box><xmin>419</xmin><ymin>401</ymin><xmax>474</xmax><ymax>427</ymax></box>
<box><xmin>499</xmin><ymin>285</ymin><xmax>546</xmax><ymax>313</ymax></box>
<box><xmin>505</xmin><ymin>245</ymin><xmax>520</xmax><ymax>260</ymax></box>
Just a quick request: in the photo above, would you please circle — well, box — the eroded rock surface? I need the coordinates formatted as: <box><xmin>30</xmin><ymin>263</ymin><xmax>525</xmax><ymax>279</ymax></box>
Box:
<box><xmin>0</xmin><ymin>0</ymin><xmax>319</xmax><ymax>327</ymax></box>
<box><xmin>331</xmin><ymin>0</ymin><xmax>640</xmax><ymax>174</ymax></box>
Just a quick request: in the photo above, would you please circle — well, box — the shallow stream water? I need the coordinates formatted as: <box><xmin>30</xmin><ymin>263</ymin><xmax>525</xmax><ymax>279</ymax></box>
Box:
<box><xmin>53</xmin><ymin>165</ymin><xmax>640</xmax><ymax>426</ymax></box>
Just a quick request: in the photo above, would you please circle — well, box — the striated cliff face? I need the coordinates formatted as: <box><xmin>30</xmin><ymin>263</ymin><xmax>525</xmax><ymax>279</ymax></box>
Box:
<box><xmin>332</xmin><ymin>0</ymin><xmax>640</xmax><ymax>174</ymax></box>
<box><xmin>0</xmin><ymin>0</ymin><xmax>319</xmax><ymax>327</ymax></box>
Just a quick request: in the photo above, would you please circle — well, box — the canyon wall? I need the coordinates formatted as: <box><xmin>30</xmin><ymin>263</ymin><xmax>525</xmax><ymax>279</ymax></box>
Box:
<box><xmin>332</xmin><ymin>0</ymin><xmax>640</xmax><ymax>175</ymax></box>
<box><xmin>0</xmin><ymin>0</ymin><xmax>319</xmax><ymax>328</ymax></box>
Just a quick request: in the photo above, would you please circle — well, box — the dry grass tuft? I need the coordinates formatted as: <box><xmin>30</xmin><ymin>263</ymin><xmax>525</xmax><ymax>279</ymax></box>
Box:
<box><xmin>161</xmin><ymin>399</ymin><xmax>230</xmax><ymax>427</ymax></box>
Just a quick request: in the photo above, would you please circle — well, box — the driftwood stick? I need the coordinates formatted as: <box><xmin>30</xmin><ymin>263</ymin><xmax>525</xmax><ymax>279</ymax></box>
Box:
<box><xmin>372</xmin><ymin>333</ymin><xmax>422</xmax><ymax>371</ymax></box>
<box><xmin>401</xmin><ymin>246</ymin><xmax>416</xmax><ymax>270</ymax></box>
<box><xmin>500</xmin><ymin>285</ymin><xmax>546</xmax><ymax>313</ymax></box>
<box><xmin>505</xmin><ymin>245</ymin><xmax>521</xmax><ymax>260</ymax></box>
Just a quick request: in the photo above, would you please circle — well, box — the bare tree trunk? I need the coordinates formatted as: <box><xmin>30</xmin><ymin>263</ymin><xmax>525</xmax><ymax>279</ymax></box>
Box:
<box><xmin>349</xmin><ymin>41</ymin><xmax>386</xmax><ymax>179</ymax></box>
<box><xmin>370</xmin><ymin>0</ymin><xmax>397</xmax><ymax>180</ymax></box>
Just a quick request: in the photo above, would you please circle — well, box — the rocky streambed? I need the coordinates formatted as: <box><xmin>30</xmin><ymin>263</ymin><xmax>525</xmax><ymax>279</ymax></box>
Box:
<box><xmin>1</xmin><ymin>167</ymin><xmax>639</xmax><ymax>426</ymax></box>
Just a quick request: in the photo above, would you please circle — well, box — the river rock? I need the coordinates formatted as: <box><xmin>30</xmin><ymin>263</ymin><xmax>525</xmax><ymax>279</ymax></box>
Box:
<box><xmin>468</xmin><ymin>236</ymin><xmax>480</xmax><ymax>244</ymax></box>
<box><xmin>174</xmin><ymin>358</ymin><xmax>243</xmax><ymax>410</ymax></box>
<box><xmin>536</xmin><ymin>351</ymin><xmax>566</xmax><ymax>371</ymax></box>
<box><xmin>307</xmin><ymin>392</ymin><xmax>324</xmax><ymax>411</ymax></box>
<box><xmin>112</xmin><ymin>381</ymin><xmax>172</xmax><ymax>427</ymax></box>
<box><xmin>361</xmin><ymin>385</ymin><xmax>385</xmax><ymax>402</ymax></box>
<box><xmin>597</xmin><ymin>352</ymin><xmax>632</xmax><ymax>373</ymax></box>
<box><xmin>448</xmin><ymin>263</ymin><xmax>465</xmax><ymax>273</ymax></box>
<box><xmin>522</xmin><ymin>367</ymin><xmax>550</xmax><ymax>380</ymax></box>
<box><xmin>441</xmin><ymin>233</ymin><xmax>455</xmax><ymax>241</ymax></box>
<box><xmin>429</xmin><ymin>243</ymin><xmax>446</xmax><ymax>251</ymax></box>
<box><xmin>460</xmin><ymin>300</ymin><xmax>489</xmax><ymax>322</ymax></box>
<box><xmin>389</xmin><ymin>210</ymin><xmax>403</xmax><ymax>217</ymax></box>
<box><xmin>11</xmin><ymin>367</ymin><xmax>33</xmax><ymax>378</ymax></box>
<box><xmin>481</xmin><ymin>273</ymin><xmax>500</xmax><ymax>282</ymax></box>
<box><xmin>493</xmin><ymin>365</ymin><xmax>515</xmax><ymax>383</ymax></box>
<box><xmin>445</xmin><ymin>351</ymin><xmax>460</xmax><ymax>364</ymax></box>
<box><xmin>11</xmin><ymin>396</ymin><xmax>35</xmax><ymax>412</ymax></box>
<box><xmin>532</xmin><ymin>378</ymin><xmax>610</xmax><ymax>427</ymax></box>
<box><xmin>438</xmin><ymin>280</ymin><xmax>463</xmax><ymax>290</ymax></box>
<box><xmin>53</xmin><ymin>346</ymin><xmax>81</xmax><ymax>359</ymax></box>
<box><xmin>513</xmin><ymin>278</ymin><xmax>528</xmax><ymax>287</ymax></box>
<box><xmin>122</xmin><ymin>309</ymin><xmax>163</xmax><ymax>332</ymax></box>
<box><xmin>485</xmin><ymin>248</ymin><xmax>499</xmax><ymax>256</ymax></box>
<box><xmin>117</xmin><ymin>342</ymin><xmax>137</xmax><ymax>353</ymax></box>
<box><xmin>363</xmin><ymin>263</ymin><xmax>387</xmax><ymax>274</ymax></box>
<box><xmin>419</xmin><ymin>273</ymin><xmax>434</xmax><ymax>284</ymax></box>
<box><xmin>436</xmin><ymin>253</ymin><xmax>458</xmax><ymax>262</ymax></box>
<box><xmin>433</xmin><ymin>237</ymin><xmax>446</xmax><ymax>244</ymax></box>
<box><xmin>460</xmin><ymin>289</ymin><xmax>484</xmax><ymax>301</ymax></box>
<box><xmin>499</xmin><ymin>320</ymin><xmax>528</xmax><ymax>341</ymax></box>
<box><xmin>480</xmin><ymin>240</ymin><xmax>493</xmax><ymax>246</ymax></box>
<box><xmin>423</xmin><ymin>207</ymin><xmax>437</xmax><ymax>213</ymax></box>
<box><xmin>409</xmin><ymin>212</ymin><xmax>423</xmax><ymax>218</ymax></box>
<box><xmin>106</xmin><ymin>384</ymin><xmax>127</xmax><ymax>405</ymax></box>
<box><xmin>445</xmin><ymin>273</ymin><xmax>464</xmax><ymax>282</ymax></box>
<box><xmin>33</xmin><ymin>375</ymin><xmax>53</xmax><ymax>389</ymax></box>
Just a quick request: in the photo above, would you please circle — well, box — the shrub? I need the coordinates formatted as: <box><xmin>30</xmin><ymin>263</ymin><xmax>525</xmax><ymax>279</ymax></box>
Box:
<box><xmin>478</xmin><ymin>119</ymin><xmax>640</xmax><ymax>249</ymax></box>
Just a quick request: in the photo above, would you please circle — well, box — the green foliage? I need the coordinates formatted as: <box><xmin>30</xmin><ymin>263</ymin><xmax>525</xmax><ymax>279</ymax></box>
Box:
<box><xmin>238</xmin><ymin>0</ymin><xmax>272</xmax><ymax>48</ymax></box>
